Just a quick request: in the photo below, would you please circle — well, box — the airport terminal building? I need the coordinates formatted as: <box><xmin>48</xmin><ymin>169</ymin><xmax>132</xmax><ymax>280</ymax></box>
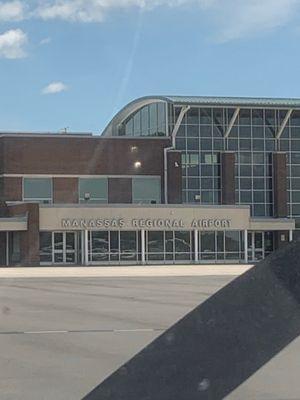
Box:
<box><xmin>0</xmin><ymin>95</ymin><xmax>298</xmax><ymax>266</ymax></box>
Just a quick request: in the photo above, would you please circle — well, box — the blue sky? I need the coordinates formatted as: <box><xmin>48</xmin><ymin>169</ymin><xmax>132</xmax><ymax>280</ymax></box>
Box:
<box><xmin>0</xmin><ymin>0</ymin><xmax>299</xmax><ymax>134</ymax></box>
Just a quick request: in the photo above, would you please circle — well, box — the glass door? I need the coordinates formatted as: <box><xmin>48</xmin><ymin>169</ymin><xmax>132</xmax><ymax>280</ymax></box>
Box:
<box><xmin>53</xmin><ymin>232</ymin><xmax>77</xmax><ymax>264</ymax></box>
<box><xmin>248</xmin><ymin>232</ymin><xmax>264</xmax><ymax>262</ymax></box>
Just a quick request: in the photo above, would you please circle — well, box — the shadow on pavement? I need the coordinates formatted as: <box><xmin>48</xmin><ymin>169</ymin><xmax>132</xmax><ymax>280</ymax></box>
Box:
<box><xmin>83</xmin><ymin>241</ymin><xmax>300</xmax><ymax>400</ymax></box>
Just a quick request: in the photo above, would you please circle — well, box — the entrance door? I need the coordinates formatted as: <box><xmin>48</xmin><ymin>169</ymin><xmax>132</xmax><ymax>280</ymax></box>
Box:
<box><xmin>53</xmin><ymin>232</ymin><xmax>77</xmax><ymax>264</ymax></box>
<box><xmin>248</xmin><ymin>232</ymin><xmax>264</xmax><ymax>262</ymax></box>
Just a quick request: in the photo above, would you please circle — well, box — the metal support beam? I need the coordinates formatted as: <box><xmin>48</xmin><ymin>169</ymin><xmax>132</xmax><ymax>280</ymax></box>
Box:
<box><xmin>164</xmin><ymin>105</ymin><xmax>191</xmax><ymax>204</ymax></box>
<box><xmin>171</xmin><ymin>105</ymin><xmax>190</xmax><ymax>146</ymax></box>
<box><xmin>6</xmin><ymin>231</ymin><xmax>9</xmax><ymax>267</ymax></box>
<box><xmin>194</xmin><ymin>230</ymin><xmax>199</xmax><ymax>263</ymax></box>
<box><xmin>141</xmin><ymin>229</ymin><xmax>146</xmax><ymax>265</ymax></box>
<box><xmin>84</xmin><ymin>230</ymin><xmax>89</xmax><ymax>266</ymax></box>
<box><xmin>224</xmin><ymin>107</ymin><xmax>240</xmax><ymax>139</ymax></box>
<box><xmin>276</xmin><ymin>109</ymin><xmax>293</xmax><ymax>140</ymax></box>
<box><xmin>289</xmin><ymin>229</ymin><xmax>293</xmax><ymax>242</ymax></box>
<box><xmin>244</xmin><ymin>230</ymin><xmax>248</xmax><ymax>264</ymax></box>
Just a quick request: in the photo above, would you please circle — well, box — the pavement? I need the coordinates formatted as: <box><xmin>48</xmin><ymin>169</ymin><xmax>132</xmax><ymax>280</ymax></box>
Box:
<box><xmin>0</xmin><ymin>270</ymin><xmax>300</xmax><ymax>399</ymax></box>
<box><xmin>0</xmin><ymin>264</ymin><xmax>252</xmax><ymax>278</ymax></box>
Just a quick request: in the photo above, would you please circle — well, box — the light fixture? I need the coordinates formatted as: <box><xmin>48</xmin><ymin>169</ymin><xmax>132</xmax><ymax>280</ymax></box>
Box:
<box><xmin>175</xmin><ymin>161</ymin><xmax>180</xmax><ymax>167</ymax></box>
<box><xmin>131</xmin><ymin>146</ymin><xmax>138</xmax><ymax>152</ymax></box>
<box><xmin>84</xmin><ymin>192</ymin><xmax>91</xmax><ymax>201</ymax></box>
<box><xmin>134</xmin><ymin>161</ymin><xmax>142</xmax><ymax>168</ymax></box>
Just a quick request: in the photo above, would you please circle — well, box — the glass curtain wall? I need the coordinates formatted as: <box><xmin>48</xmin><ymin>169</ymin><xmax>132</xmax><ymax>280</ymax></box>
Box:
<box><xmin>175</xmin><ymin>105</ymin><xmax>300</xmax><ymax>217</ymax></box>
<box><xmin>88</xmin><ymin>231</ymin><xmax>141</xmax><ymax>263</ymax></box>
<box><xmin>146</xmin><ymin>230</ymin><xmax>193</xmax><ymax>262</ymax></box>
<box><xmin>199</xmin><ymin>230</ymin><xmax>244</xmax><ymax>261</ymax></box>
<box><xmin>122</xmin><ymin>102</ymin><xmax>167</xmax><ymax>137</ymax></box>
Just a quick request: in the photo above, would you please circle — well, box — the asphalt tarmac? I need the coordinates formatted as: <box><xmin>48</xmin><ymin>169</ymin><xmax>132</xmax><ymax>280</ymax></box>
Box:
<box><xmin>0</xmin><ymin>275</ymin><xmax>300</xmax><ymax>400</ymax></box>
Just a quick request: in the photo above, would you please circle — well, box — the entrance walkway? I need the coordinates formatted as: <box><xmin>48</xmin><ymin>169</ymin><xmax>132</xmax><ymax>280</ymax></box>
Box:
<box><xmin>0</xmin><ymin>264</ymin><xmax>252</xmax><ymax>279</ymax></box>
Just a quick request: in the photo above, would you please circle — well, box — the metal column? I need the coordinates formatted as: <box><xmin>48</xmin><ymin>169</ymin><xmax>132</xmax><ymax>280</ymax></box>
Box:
<box><xmin>289</xmin><ymin>230</ymin><xmax>293</xmax><ymax>242</ymax></box>
<box><xmin>6</xmin><ymin>232</ymin><xmax>9</xmax><ymax>267</ymax></box>
<box><xmin>84</xmin><ymin>230</ymin><xmax>89</xmax><ymax>266</ymax></box>
<box><xmin>194</xmin><ymin>230</ymin><xmax>199</xmax><ymax>263</ymax></box>
<box><xmin>244</xmin><ymin>230</ymin><xmax>248</xmax><ymax>264</ymax></box>
<box><xmin>141</xmin><ymin>230</ymin><xmax>146</xmax><ymax>265</ymax></box>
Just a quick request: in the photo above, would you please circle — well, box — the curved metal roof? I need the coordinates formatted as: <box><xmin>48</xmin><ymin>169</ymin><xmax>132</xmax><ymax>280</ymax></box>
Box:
<box><xmin>102</xmin><ymin>95</ymin><xmax>300</xmax><ymax>136</ymax></box>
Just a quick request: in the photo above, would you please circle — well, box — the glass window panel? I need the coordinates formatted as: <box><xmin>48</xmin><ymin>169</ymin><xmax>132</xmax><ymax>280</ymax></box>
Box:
<box><xmin>54</xmin><ymin>233</ymin><xmax>63</xmax><ymax>251</ymax></box>
<box><xmin>200</xmin><ymin>108</ymin><xmax>212</xmax><ymax>124</ymax></box>
<box><xmin>279</xmin><ymin>139</ymin><xmax>289</xmax><ymax>151</ymax></box>
<box><xmin>40</xmin><ymin>232</ymin><xmax>52</xmax><ymax>263</ymax></box>
<box><xmin>200</xmin><ymin>125</ymin><xmax>212</xmax><ymax>137</ymax></box>
<box><xmin>291</xmin><ymin>110</ymin><xmax>300</xmax><ymax>126</ymax></box>
<box><xmin>239</xmin><ymin>126</ymin><xmax>251</xmax><ymax>138</ymax></box>
<box><xmin>200</xmin><ymin>231</ymin><xmax>215</xmax><ymax>252</ymax></box>
<box><xmin>23</xmin><ymin>178</ymin><xmax>52</xmax><ymax>200</ymax></box>
<box><xmin>79</xmin><ymin>178</ymin><xmax>108</xmax><ymax>203</ymax></box>
<box><xmin>253</xmin><ymin>178</ymin><xmax>265</xmax><ymax>189</ymax></box>
<box><xmin>133</xmin><ymin>112</ymin><xmax>141</xmax><ymax>136</ymax></box>
<box><xmin>187</xmin><ymin>108</ymin><xmax>199</xmax><ymax>124</ymax></box>
<box><xmin>253</xmin><ymin>165</ymin><xmax>265</xmax><ymax>176</ymax></box>
<box><xmin>120</xmin><ymin>231</ymin><xmax>137</xmax><ymax>260</ymax></box>
<box><xmin>213</xmin><ymin>108</ymin><xmax>224</xmax><ymax>126</ymax></box>
<box><xmin>148</xmin><ymin>231</ymin><xmax>164</xmax><ymax>253</ymax></box>
<box><xmin>141</xmin><ymin>106</ymin><xmax>149</xmax><ymax>134</ymax></box>
<box><xmin>175</xmin><ymin>231</ymin><xmax>190</xmax><ymax>253</ymax></box>
<box><xmin>165</xmin><ymin>231</ymin><xmax>174</xmax><ymax>253</ymax></box>
<box><xmin>125</xmin><ymin>118</ymin><xmax>133</xmax><ymax>136</ymax></box>
<box><xmin>290</xmin><ymin>140</ymin><xmax>300</xmax><ymax>151</ymax></box>
<box><xmin>213</xmin><ymin>139</ymin><xmax>224</xmax><ymax>150</ymax></box>
<box><xmin>213</xmin><ymin>125</ymin><xmax>223</xmax><ymax>137</ymax></box>
<box><xmin>149</xmin><ymin>103</ymin><xmax>158</xmax><ymax>135</ymax></box>
<box><xmin>239</xmin><ymin>109</ymin><xmax>251</xmax><ymax>125</ymax></box>
<box><xmin>187</xmin><ymin>126</ymin><xmax>199</xmax><ymax>137</ymax></box>
<box><xmin>239</xmin><ymin>153</ymin><xmax>251</xmax><ymax>164</ymax></box>
<box><xmin>252</xmin><ymin>126</ymin><xmax>264</xmax><ymax>138</ymax></box>
<box><xmin>201</xmin><ymin>138</ymin><xmax>213</xmax><ymax>150</ymax></box>
<box><xmin>240</xmin><ymin>191</ymin><xmax>252</xmax><ymax>202</ymax></box>
<box><xmin>252</xmin><ymin>109</ymin><xmax>264</xmax><ymax>125</ymax></box>
<box><xmin>225</xmin><ymin>231</ymin><xmax>240</xmax><ymax>252</ymax></box>
<box><xmin>201</xmin><ymin>178</ymin><xmax>213</xmax><ymax>189</ymax></box>
<box><xmin>110</xmin><ymin>231</ymin><xmax>119</xmax><ymax>257</ymax></box>
<box><xmin>217</xmin><ymin>231</ymin><xmax>224</xmax><ymax>252</ymax></box>
<box><xmin>253</xmin><ymin>152</ymin><xmax>264</xmax><ymax>164</ymax></box>
<box><xmin>239</xmin><ymin>139</ymin><xmax>251</xmax><ymax>150</ymax></box>
<box><xmin>201</xmin><ymin>165</ymin><xmax>213</xmax><ymax>176</ymax></box>
<box><xmin>92</xmin><ymin>231</ymin><xmax>108</xmax><ymax>254</ymax></box>
<box><xmin>240</xmin><ymin>178</ymin><xmax>252</xmax><ymax>189</ymax></box>
<box><xmin>157</xmin><ymin>102</ymin><xmax>166</xmax><ymax>133</ymax></box>
<box><xmin>291</xmin><ymin>179</ymin><xmax>300</xmax><ymax>190</ymax></box>
<box><xmin>265</xmin><ymin>140</ymin><xmax>275</xmax><ymax>151</ymax></box>
<box><xmin>201</xmin><ymin>191</ymin><xmax>214</xmax><ymax>203</ymax></box>
<box><xmin>291</xmin><ymin>154</ymin><xmax>300</xmax><ymax>164</ymax></box>
<box><xmin>240</xmin><ymin>165</ymin><xmax>251</xmax><ymax>176</ymax></box>
<box><xmin>292</xmin><ymin>191</ymin><xmax>300</xmax><ymax>202</ymax></box>
<box><xmin>265</xmin><ymin>126</ymin><xmax>275</xmax><ymax>138</ymax></box>
<box><xmin>188</xmin><ymin>178</ymin><xmax>199</xmax><ymax>189</ymax></box>
<box><xmin>228</xmin><ymin>139</ymin><xmax>238</xmax><ymax>150</ymax></box>
<box><xmin>253</xmin><ymin>191</ymin><xmax>265</xmax><ymax>202</ymax></box>
<box><xmin>132</xmin><ymin>177</ymin><xmax>161</xmax><ymax>204</ymax></box>
<box><xmin>265</xmin><ymin>109</ymin><xmax>276</xmax><ymax>126</ymax></box>
<box><xmin>253</xmin><ymin>139</ymin><xmax>264</xmax><ymax>150</ymax></box>
<box><xmin>253</xmin><ymin>204</ymin><xmax>266</xmax><ymax>216</ymax></box>
<box><xmin>66</xmin><ymin>233</ymin><xmax>75</xmax><ymax>251</ymax></box>
<box><xmin>187</xmin><ymin>138</ymin><xmax>199</xmax><ymax>150</ymax></box>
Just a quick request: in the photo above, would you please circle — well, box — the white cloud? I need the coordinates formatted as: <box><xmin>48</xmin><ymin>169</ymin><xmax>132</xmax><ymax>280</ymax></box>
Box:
<box><xmin>42</xmin><ymin>81</ymin><xmax>68</xmax><ymax>94</ymax></box>
<box><xmin>0</xmin><ymin>29</ymin><xmax>27</xmax><ymax>59</ymax></box>
<box><xmin>0</xmin><ymin>0</ymin><xmax>298</xmax><ymax>42</ymax></box>
<box><xmin>39</xmin><ymin>37</ymin><xmax>51</xmax><ymax>45</ymax></box>
<box><xmin>0</xmin><ymin>0</ymin><xmax>24</xmax><ymax>21</ymax></box>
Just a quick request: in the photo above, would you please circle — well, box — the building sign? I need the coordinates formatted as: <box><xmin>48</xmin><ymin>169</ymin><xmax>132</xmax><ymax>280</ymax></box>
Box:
<box><xmin>61</xmin><ymin>218</ymin><xmax>231</xmax><ymax>230</ymax></box>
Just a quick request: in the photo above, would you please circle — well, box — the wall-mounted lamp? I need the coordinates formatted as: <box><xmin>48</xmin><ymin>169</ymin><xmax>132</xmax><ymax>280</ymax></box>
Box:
<box><xmin>84</xmin><ymin>192</ymin><xmax>91</xmax><ymax>201</ymax></box>
<box><xmin>134</xmin><ymin>161</ymin><xmax>142</xmax><ymax>168</ymax></box>
<box><xmin>131</xmin><ymin>146</ymin><xmax>138</xmax><ymax>152</ymax></box>
<box><xmin>174</xmin><ymin>161</ymin><xmax>180</xmax><ymax>167</ymax></box>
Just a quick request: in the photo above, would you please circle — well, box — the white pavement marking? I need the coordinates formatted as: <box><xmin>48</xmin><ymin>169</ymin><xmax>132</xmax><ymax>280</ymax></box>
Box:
<box><xmin>0</xmin><ymin>328</ymin><xmax>165</xmax><ymax>335</ymax></box>
<box><xmin>0</xmin><ymin>264</ymin><xmax>252</xmax><ymax>279</ymax></box>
